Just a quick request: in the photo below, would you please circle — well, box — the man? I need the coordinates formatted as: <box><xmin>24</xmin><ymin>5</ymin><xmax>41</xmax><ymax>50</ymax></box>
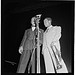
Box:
<box><xmin>42</xmin><ymin>17</ymin><xmax>68</xmax><ymax>73</ymax></box>
<box><xmin>17</xmin><ymin>15</ymin><xmax>44</xmax><ymax>73</ymax></box>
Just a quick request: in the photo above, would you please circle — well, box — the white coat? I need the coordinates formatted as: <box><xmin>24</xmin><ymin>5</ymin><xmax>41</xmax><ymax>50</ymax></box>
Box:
<box><xmin>42</xmin><ymin>26</ymin><xmax>68</xmax><ymax>73</ymax></box>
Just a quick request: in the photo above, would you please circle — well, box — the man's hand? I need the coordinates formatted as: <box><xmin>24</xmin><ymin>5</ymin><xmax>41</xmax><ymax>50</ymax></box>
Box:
<box><xmin>19</xmin><ymin>46</ymin><xmax>23</xmax><ymax>54</ymax></box>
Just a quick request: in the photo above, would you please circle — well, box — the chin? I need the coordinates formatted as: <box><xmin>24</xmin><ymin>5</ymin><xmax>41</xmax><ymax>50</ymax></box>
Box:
<box><xmin>45</xmin><ymin>26</ymin><xmax>47</xmax><ymax>27</ymax></box>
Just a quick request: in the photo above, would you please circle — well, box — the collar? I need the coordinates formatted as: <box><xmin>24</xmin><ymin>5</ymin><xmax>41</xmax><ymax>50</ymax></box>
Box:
<box><xmin>47</xmin><ymin>25</ymin><xmax>53</xmax><ymax>29</ymax></box>
<box><xmin>32</xmin><ymin>27</ymin><xmax>36</xmax><ymax>31</ymax></box>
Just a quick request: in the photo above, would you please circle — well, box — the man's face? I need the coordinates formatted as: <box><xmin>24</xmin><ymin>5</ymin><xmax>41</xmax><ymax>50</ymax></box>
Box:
<box><xmin>44</xmin><ymin>19</ymin><xmax>51</xmax><ymax>27</ymax></box>
<box><xmin>31</xmin><ymin>17</ymin><xmax>35</xmax><ymax>27</ymax></box>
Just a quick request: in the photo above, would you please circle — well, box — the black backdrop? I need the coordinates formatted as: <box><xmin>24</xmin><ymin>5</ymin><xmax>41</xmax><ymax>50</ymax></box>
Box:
<box><xmin>2</xmin><ymin>1</ymin><xmax>73</xmax><ymax>73</ymax></box>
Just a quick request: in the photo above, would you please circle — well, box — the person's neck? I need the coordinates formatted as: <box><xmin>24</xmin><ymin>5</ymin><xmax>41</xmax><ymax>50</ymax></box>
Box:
<box><xmin>47</xmin><ymin>25</ymin><xmax>52</xmax><ymax>29</ymax></box>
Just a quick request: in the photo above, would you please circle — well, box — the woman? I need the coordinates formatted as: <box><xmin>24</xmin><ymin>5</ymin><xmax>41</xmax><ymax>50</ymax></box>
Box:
<box><xmin>42</xmin><ymin>17</ymin><xmax>68</xmax><ymax>73</ymax></box>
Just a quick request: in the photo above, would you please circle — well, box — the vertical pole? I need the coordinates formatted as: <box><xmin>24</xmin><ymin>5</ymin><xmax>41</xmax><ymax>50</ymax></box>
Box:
<box><xmin>37</xmin><ymin>23</ymin><xmax>40</xmax><ymax>73</ymax></box>
<box><xmin>31</xmin><ymin>48</ymin><xmax>35</xmax><ymax>73</ymax></box>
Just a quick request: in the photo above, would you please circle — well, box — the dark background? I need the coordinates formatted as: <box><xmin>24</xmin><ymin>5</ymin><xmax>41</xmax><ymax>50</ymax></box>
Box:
<box><xmin>2</xmin><ymin>1</ymin><xmax>73</xmax><ymax>73</ymax></box>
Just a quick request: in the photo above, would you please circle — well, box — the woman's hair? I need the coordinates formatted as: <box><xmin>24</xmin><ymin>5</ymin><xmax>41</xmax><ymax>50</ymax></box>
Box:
<box><xmin>45</xmin><ymin>17</ymin><xmax>52</xmax><ymax>23</ymax></box>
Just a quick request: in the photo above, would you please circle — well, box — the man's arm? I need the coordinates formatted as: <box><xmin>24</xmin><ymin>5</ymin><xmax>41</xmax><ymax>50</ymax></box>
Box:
<box><xmin>19</xmin><ymin>29</ymin><xmax>28</xmax><ymax>54</ymax></box>
<box><xmin>50</xmin><ymin>40</ymin><xmax>62</xmax><ymax>62</ymax></box>
<box><xmin>51</xmin><ymin>41</ymin><xmax>61</xmax><ymax>55</ymax></box>
<box><xmin>52</xmin><ymin>26</ymin><xmax>61</xmax><ymax>53</ymax></box>
<box><xmin>50</xmin><ymin>26</ymin><xmax>62</xmax><ymax>61</ymax></box>
<box><xmin>20</xmin><ymin>30</ymin><xmax>28</xmax><ymax>47</ymax></box>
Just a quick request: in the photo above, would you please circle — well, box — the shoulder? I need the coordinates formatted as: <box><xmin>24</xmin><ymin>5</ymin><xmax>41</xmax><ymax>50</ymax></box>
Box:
<box><xmin>24</xmin><ymin>29</ymin><xmax>31</xmax><ymax>35</ymax></box>
<box><xmin>26</xmin><ymin>28</ymin><xmax>31</xmax><ymax>31</ymax></box>
<box><xmin>26</xmin><ymin>28</ymin><xmax>31</xmax><ymax>32</ymax></box>
<box><xmin>53</xmin><ymin>26</ymin><xmax>61</xmax><ymax>32</ymax></box>
<box><xmin>56</xmin><ymin>26</ymin><xmax>61</xmax><ymax>30</ymax></box>
<box><xmin>53</xmin><ymin>26</ymin><xmax>61</xmax><ymax>29</ymax></box>
<box><xmin>53</xmin><ymin>26</ymin><xmax>61</xmax><ymax>41</ymax></box>
<box><xmin>40</xmin><ymin>28</ymin><xmax>44</xmax><ymax>33</ymax></box>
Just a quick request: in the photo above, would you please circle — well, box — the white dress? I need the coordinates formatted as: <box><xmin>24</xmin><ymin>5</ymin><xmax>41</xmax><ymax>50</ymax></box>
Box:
<box><xmin>42</xmin><ymin>26</ymin><xmax>68</xmax><ymax>73</ymax></box>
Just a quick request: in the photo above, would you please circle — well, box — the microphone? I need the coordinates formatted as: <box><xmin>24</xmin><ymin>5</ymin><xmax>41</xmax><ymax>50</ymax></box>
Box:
<box><xmin>36</xmin><ymin>14</ymin><xmax>42</xmax><ymax>19</ymax></box>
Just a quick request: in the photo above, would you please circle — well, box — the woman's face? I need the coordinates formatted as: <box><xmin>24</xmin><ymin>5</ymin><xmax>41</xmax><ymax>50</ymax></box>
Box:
<box><xmin>44</xmin><ymin>19</ymin><xmax>51</xmax><ymax>27</ymax></box>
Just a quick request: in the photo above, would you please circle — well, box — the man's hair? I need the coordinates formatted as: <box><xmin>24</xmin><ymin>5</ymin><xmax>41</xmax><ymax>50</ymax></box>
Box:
<box><xmin>45</xmin><ymin>17</ymin><xmax>52</xmax><ymax>22</ymax></box>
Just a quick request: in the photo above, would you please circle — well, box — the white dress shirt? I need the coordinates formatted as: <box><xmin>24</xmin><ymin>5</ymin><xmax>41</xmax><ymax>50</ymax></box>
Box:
<box><xmin>32</xmin><ymin>27</ymin><xmax>36</xmax><ymax>31</ymax></box>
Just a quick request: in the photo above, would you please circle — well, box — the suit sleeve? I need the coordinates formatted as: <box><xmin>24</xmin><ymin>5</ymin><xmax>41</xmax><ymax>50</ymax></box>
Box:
<box><xmin>20</xmin><ymin>30</ymin><xmax>28</xmax><ymax>48</ymax></box>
